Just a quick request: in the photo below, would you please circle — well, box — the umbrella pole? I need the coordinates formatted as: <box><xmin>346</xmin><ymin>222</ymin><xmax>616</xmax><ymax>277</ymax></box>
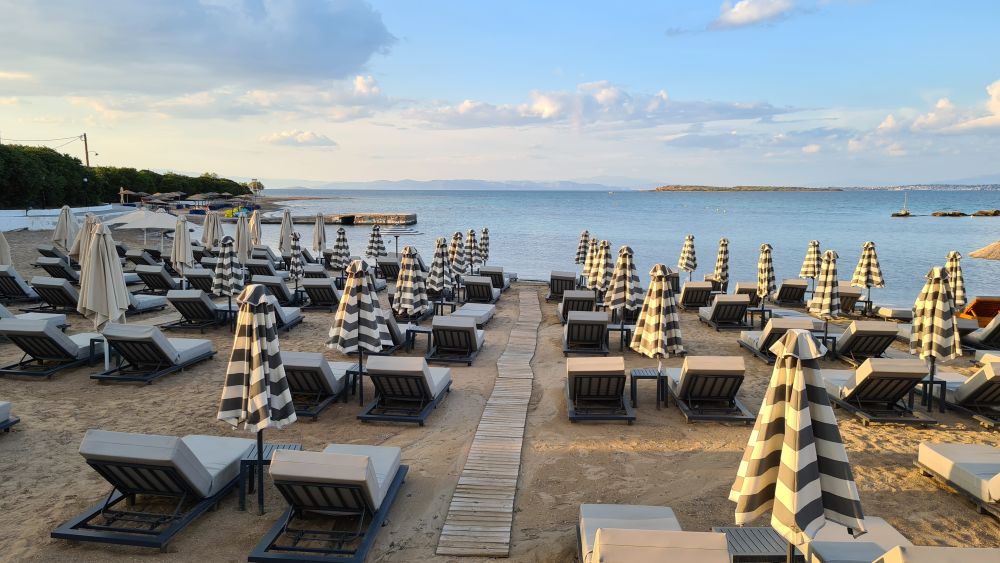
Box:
<box><xmin>256</xmin><ymin>429</ymin><xmax>265</xmax><ymax>515</ymax></box>
<box><xmin>358</xmin><ymin>348</ymin><xmax>365</xmax><ymax>406</ymax></box>
<box><xmin>786</xmin><ymin>542</ymin><xmax>795</xmax><ymax>563</ymax></box>
<box><xmin>926</xmin><ymin>356</ymin><xmax>936</xmax><ymax>410</ymax></box>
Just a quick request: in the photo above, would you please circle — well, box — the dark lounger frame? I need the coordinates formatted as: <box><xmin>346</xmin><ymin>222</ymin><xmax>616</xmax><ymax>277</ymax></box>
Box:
<box><xmin>285</xmin><ymin>365</ymin><xmax>351</xmax><ymax>419</ymax></box>
<box><xmin>916</xmin><ymin>460</ymin><xmax>1000</xmax><ymax>521</ymax></box>
<box><xmin>0</xmin><ymin>335</ymin><xmax>99</xmax><ymax>378</ymax></box>
<box><xmin>566</xmin><ymin>375</ymin><xmax>635</xmax><ymax>424</ymax></box>
<box><xmin>358</xmin><ymin>373</ymin><xmax>450</xmax><ymax>426</ymax></box>
<box><xmin>665</xmin><ymin>374</ymin><xmax>754</xmax><ymax>424</ymax></box>
<box><xmin>829</xmin><ymin>377</ymin><xmax>936</xmax><ymax>426</ymax></box>
<box><xmin>91</xmin><ymin>339</ymin><xmax>215</xmax><ymax>383</ymax></box>
<box><xmin>1</xmin><ymin>416</ymin><xmax>19</xmax><ymax>432</ymax></box>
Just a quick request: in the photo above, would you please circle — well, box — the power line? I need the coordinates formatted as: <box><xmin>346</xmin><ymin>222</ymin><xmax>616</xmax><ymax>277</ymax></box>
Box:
<box><xmin>0</xmin><ymin>134</ymin><xmax>83</xmax><ymax>143</ymax></box>
<box><xmin>50</xmin><ymin>138</ymin><xmax>81</xmax><ymax>150</ymax></box>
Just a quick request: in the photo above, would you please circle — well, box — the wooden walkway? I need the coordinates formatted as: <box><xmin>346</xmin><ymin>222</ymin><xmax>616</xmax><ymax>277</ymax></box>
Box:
<box><xmin>436</xmin><ymin>290</ymin><xmax>540</xmax><ymax>557</ymax></box>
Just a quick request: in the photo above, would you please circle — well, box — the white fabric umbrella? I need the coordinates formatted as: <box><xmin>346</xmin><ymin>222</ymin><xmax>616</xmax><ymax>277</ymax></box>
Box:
<box><xmin>278</xmin><ymin>209</ymin><xmax>293</xmax><ymax>255</ymax></box>
<box><xmin>201</xmin><ymin>211</ymin><xmax>223</xmax><ymax>251</ymax></box>
<box><xmin>69</xmin><ymin>213</ymin><xmax>99</xmax><ymax>262</ymax></box>
<box><xmin>106</xmin><ymin>208</ymin><xmax>153</xmax><ymax>226</ymax></box>
<box><xmin>249</xmin><ymin>210</ymin><xmax>262</xmax><ymax>246</ymax></box>
<box><xmin>170</xmin><ymin>215</ymin><xmax>195</xmax><ymax>280</ymax></box>
<box><xmin>0</xmin><ymin>230</ymin><xmax>11</xmax><ymax>265</ymax></box>
<box><xmin>77</xmin><ymin>223</ymin><xmax>130</xmax><ymax>330</ymax></box>
<box><xmin>51</xmin><ymin>205</ymin><xmax>78</xmax><ymax>251</ymax></box>
<box><xmin>312</xmin><ymin>213</ymin><xmax>327</xmax><ymax>253</ymax></box>
<box><xmin>233</xmin><ymin>214</ymin><xmax>252</xmax><ymax>264</ymax></box>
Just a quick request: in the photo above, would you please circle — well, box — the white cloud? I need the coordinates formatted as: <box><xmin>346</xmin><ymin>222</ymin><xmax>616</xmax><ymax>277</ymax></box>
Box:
<box><xmin>802</xmin><ymin>143</ymin><xmax>821</xmax><ymax>153</ymax></box>
<box><xmin>713</xmin><ymin>0</ymin><xmax>795</xmax><ymax>29</ymax></box>
<box><xmin>912</xmin><ymin>98</ymin><xmax>959</xmax><ymax>131</ymax></box>
<box><xmin>0</xmin><ymin>97</ymin><xmax>18</xmax><ymax>106</ymax></box>
<box><xmin>261</xmin><ymin>130</ymin><xmax>337</xmax><ymax>147</ymax></box>
<box><xmin>0</xmin><ymin>71</ymin><xmax>32</xmax><ymax>80</ymax></box>
<box><xmin>877</xmin><ymin>114</ymin><xmax>898</xmax><ymax>131</ymax></box>
<box><xmin>949</xmin><ymin>79</ymin><xmax>1000</xmax><ymax>131</ymax></box>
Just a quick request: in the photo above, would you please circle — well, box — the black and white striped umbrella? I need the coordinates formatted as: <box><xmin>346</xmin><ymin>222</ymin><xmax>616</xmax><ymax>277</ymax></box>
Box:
<box><xmin>808</xmin><ymin>250</ymin><xmax>840</xmax><ymax>318</ymax></box>
<box><xmin>630</xmin><ymin>264</ymin><xmax>685</xmax><ymax>358</ymax></box>
<box><xmin>945</xmin><ymin>251</ymin><xmax>966</xmax><ymax>309</ymax></box>
<box><xmin>427</xmin><ymin>237</ymin><xmax>455</xmax><ymax>294</ymax></box>
<box><xmin>730</xmin><ymin>329</ymin><xmax>865</xmax><ymax>549</ymax></box>
<box><xmin>910</xmin><ymin>266</ymin><xmax>961</xmax><ymax>380</ymax></box>
<box><xmin>392</xmin><ymin>245</ymin><xmax>430</xmax><ymax>318</ymax></box>
<box><xmin>677</xmin><ymin>234</ymin><xmax>697</xmax><ymax>279</ymax></box>
<box><xmin>575</xmin><ymin>230</ymin><xmax>590</xmax><ymax>265</ymax></box>
<box><xmin>330</xmin><ymin>227</ymin><xmax>351</xmax><ymax>271</ymax></box>
<box><xmin>604</xmin><ymin>245</ymin><xmax>643</xmax><ymax>313</ymax></box>
<box><xmin>327</xmin><ymin>259</ymin><xmax>394</xmax><ymax>355</ymax></box>
<box><xmin>589</xmin><ymin>239</ymin><xmax>613</xmax><ymax>293</ymax></box>
<box><xmin>212</xmin><ymin>235</ymin><xmax>244</xmax><ymax>298</ymax></box>
<box><xmin>288</xmin><ymin>232</ymin><xmax>304</xmax><ymax>293</ymax></box>
<box><xmin>479</xmin><ymin>227</ymin><xmax>490</xmax><ymax>264</ymax></box>
<box><xmin>464</xmin><ymin>229</ymin><xmax>480</xmax><ymax>270</ymax></box>
<box><xmin>217</xmin><ymin>283</ymin><xmax>296</xmax><ymax>514</ymax></box>
<box><xmin>448</xmin><ymin>231</ymin><xmax>466</xmax><ymax>278</ymax></box>
<box><xmin>582</xmin><ymin>237</ymin><xmax>598</xmax><ymax>287</ymax></box>
<box><xmin>799</xmin><ymin>240</ymin><xmax>821</xmax><ymax>280</ymax></box>
<box><xmin>712</xmin><ymin>237</ymin><xmax>730</xmax><ymax>292</ymax></box>
<box><xmin>851</xmin><ymin>241</ymin><xmax>884</xmax><ymax>289</ymax></box>
<box><xmin>757</xmin><ymin>243</ymin><xmax>776</xmax><ymax>301</ymax></box>
<box><xmin>365</xmin><ymin>225</ymin><xmax>387</xmax><ymax>258</ymax></box>
<box><xmin>312</xmin><ymin>213</ymin><xmax>327</xmax><ymax>253</ymax></box>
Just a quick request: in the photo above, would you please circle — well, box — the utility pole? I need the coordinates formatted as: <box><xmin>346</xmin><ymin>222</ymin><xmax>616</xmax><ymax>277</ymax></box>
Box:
<box><xmin>82</xmin><ymin>133</ymin><xmax>90</xmax><ymax>166</ymax></box>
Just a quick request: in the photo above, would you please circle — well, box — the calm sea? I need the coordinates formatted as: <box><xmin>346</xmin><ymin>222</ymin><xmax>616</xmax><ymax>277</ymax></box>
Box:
<box><xmin>256</xmin><ymin>189</ymin><xmax>1000</xmax><ymax>307</ymax></box>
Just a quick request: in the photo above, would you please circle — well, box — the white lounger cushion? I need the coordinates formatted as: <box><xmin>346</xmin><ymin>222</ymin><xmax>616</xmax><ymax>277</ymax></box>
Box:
<box><xmin>432</xmin><ymin>315</ymin><xmax>485</xmax><ymax>350</ymax></box>
<box><xmin>451</xmin><ymin>303</ymin><xmax>496</xmax><ymax>325</ymax></box>
<box><xmin>0</xmin><ymin>266</ymin><xmax>38</xmax><ymax>297</ymax></box>
<box><xmin>102</xmin><ymin>323</ymin><xmax>213</xmax><ymax>364</ymax></box>
<box><xmin>739</xmin><ymin>318</ymin><xmax>819</xmax><ymax>351</ymax></box>
<box><xmin>0</xmin><ymin>303</ymin><xmax>66</xmax><ymax>326</ymax></box>
<box><xmin>962</xmin><ymin>315</ymin><xmax>1000</xmax><ymax>348</ymax></box>
<box><xmin>366</xmin><ymin>356</ymin><xmax>452</xmax><ymax>396</ymax></box>
<box><xmin>0</xmin><ymin>319</ymin><xmax>103</xmax><ymax>358</ymax></box>
<box><xmin>805</xmin><ymin>516</ymin><xmax>912</xmax><ymax>563</ymax></box>
<box><xmin>876</xmin><ymin>545</ymin><xmax>1000</xmax><ymax>562</ymax></box>
<box><xmin>270</xmin><ymin>445</ymin><xmax>402</xmax><ymax>510</ymax></box>
<box><xmin>822</xmin><ymin>358</ymin><xmax>927</xmax><ymax>400</ymax></box>
<box><xmin>36</xmin><ymin>256</ymin><xmax>79</xmax><ymax>280</ymax></box>
<box><xmin>79</xmin><ymin>429</ymin><xmax>253</xmax><ymax>498</ymax></box>
<box><xmin>280</xmin><ymin>351</ymin><xmax>348</xmax><ymax>394</ymax></box>
<box><xmin>579</xmin><ymin>504</ymin><xmax>680</xmax><ymax>559</ymax></box>
<box><xmin>32</xmin><ymin>276</ymin><xmax>79</xmax><ymax>298</ymax></box>
<box><xmin>836</xmin><ymin>321</ymin><xmax>900</xmax><ymax>348</ymax></box>
<box><xmin>918</xmin><ymin>442</ymin><xmax>1000</xmax><ymax>503</ymax></box>
<box><xmin>877</xmin><ymin>306</ymin><xmax>913</xmax><ymax>322</ymax></box>
<box><xmin>129</xmin><ymin>292</ymin><xmax>168</xmax><ymax>311</ymax></box>
<box><xmin>592</xmin><ymin>528</ymin><xmax>730</xmax><ymax>562</ymax></box>
<box><xmin>322</xmin><ymin>444</ymin><xmax>402</xmax><ymax>509</ymax></box>
<box><xmin>664</xmin><ymin>356</ymin><xmax>745</xmax><ymax>397</ymax></box>
<box><xmin>167</xmin><ymin>289</ymin><xmax>231</xmax><ymax>313</ymax></box>
<box><xmin>0</xmin><ymin>401</ymin><xmax>10</xmax><ymax>421</ymax></box>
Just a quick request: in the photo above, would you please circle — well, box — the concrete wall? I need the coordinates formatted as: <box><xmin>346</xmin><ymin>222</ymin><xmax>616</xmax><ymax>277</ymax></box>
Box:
<box><xmin>0</xmin><ymin>204</ymin><xmax>114</xmax><ymax>232</ymax></box>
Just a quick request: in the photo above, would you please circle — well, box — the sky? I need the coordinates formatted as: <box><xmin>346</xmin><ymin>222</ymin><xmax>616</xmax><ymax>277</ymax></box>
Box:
<box><xmin>1</xmin><ymin>0</ymin><xmax>999</xmax><ymax>188</ymax></box>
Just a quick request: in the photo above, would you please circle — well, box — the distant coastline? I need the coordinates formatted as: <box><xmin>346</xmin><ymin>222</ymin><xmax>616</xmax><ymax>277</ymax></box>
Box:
<box><xmin>648</xmin><ymin>185</ymin><xmax>842</xmax><ymax>192</ymax></box>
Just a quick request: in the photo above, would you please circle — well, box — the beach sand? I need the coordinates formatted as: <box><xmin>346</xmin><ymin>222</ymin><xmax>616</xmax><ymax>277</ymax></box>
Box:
<box><xmin>0</xmin><ymin>228</ymin><xmax>998</xmax><ymax>562</ymax></box>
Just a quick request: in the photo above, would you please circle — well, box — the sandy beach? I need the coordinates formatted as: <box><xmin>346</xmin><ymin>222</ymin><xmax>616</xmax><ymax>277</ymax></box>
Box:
<box><xmin>1</xmin><ymin>228</ymin><xmax>998</xmax><ymax>563</ymax></box>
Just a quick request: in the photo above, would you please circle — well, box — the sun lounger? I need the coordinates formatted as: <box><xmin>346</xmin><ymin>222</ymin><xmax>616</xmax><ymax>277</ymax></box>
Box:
<box><xmin>734</xmin><ymin>282</ymin><xmax>762</xmax><ymax>308</ymax></box>
<box><xmin>265</xmin><ymin>295</ymin><xmax>304</xmax><ymax>332</ymax></box>
<box><xmin>93</xmin><ymin>323</ymin><xmax>214</xmax><ymax>383</ymax></box>
<box><xmin>678</xmin><ymin>281</ymin><xmax>714</xmax><ymax>310</ymax></box>
<box><xmin>566</xmin><ymin>356</ymin><xmax>634</xmax><ymax>423</ymax></box>
<box><xmin>135</xmin><ymin>264</ymin><xmax>183</xmax><ymax>294</ymax></box>
<box><xmin>834</xmin><ymin>320</ymin><xmax>900</xmax><ymax>365</ymax></box>
<box><xmin>280</xmin><ymin>351</ymin><xmax>352</xmax><ymax>419</ymax></box>
<box><xmin>666</xmin><ymin>270</ymin><xmax>680</xmax><ymax>294</ymax></box>
<box><xmin>563</xmin><ymin>310</ymin><xmax>609</xmax><ymax>356</ymax></box>
<box><xmin>548</xmin><ymin>270</ymin><xmax>577</xmax><ymax>301</ymax></box>
<box><xmin>0</xmin><ymin>265</ymin><xmax>39</xmax><ymax>303</ymax></box>
<box><xmin>662</xmin><ymin>356</ymin><xmax>753</xmax><ymax>423</ymax></box>
<box><xmin>302</xmin><ymin>263</ymin><xmax>329</xmax><ymax>278</ymax></box>
<box><xmin>478</xmin><ymin>265</ymin><xmax>511</xmax><ymax>291</ymax></box>
<box><xmin>28</xmin><ymin>276</ymin><xmax>80</xmax><ymax>313</ymax></box>
<box><xmin>959</xmin><ymin>296</ymin><xmax>1000</xmax><ymax>328</ymax></box>
<box><xmin>698</xmin><ymin>294</ymin><xmax>751</xmax><ymax>330</ymax></box>
<box><xmin>37</xmin><ymin>243</ymin><xmax>75</xmax><ymax>265</ymax></box>
<box><xmin>558</xmin><ymin>289</ymin><xmax>597</xmax><ymax>323</ymax></box>
<box><xmin>301</xmin><ymin>277</ymin><xmax>342</xmax><ymax>311</ymax></box>
<box><xmin>738</xmin><ymin>318</ymin><xmax>821</xmax><ymax>363</ymax></box>
<box><xmin>704</xmin><ymin>273</ymin><xmax>725</xmax><ymax>293</ymax></box>
<box><xmin>369</xmin><ymin>314</ymin><xmax>405</xmax><ymax>356</ymax></box>
<box><xmin>838</xmin><ymin>282</ymin><xmax>863</xmax><ymax>314</ymax></box>
<box><xmin>450</xmin><ymin>302</ymin><xmax>495</xmax><ymax>327</ymax></box>
<box><xmin>192</xmin><ymin>246</ymin><xmax>214</xmax><ymax>263</ymax></box>
<box><xmin>802</xmin><ymin>517</ymin><xmax>913</xmax><ymax>563</ymax></box>
<box><xmin>771</xmin><ymin>278</ymin><xmax>808</xmax><ymax>305</ymax></box>
<box><xmin>463</xmin><ymin>275</ymin><xmax>500</xmax><ymax>304</ymax></box>
<box><xmin>376</xmin><ymin>256</ymin><xmax>401</xmax><ymax>280</ymax></box>
<box><xmin>877</xmin><ymin>306</ymin><xmax>913</xmax><ymax>322</ymax></box>
<box><xmin>0</xmin><ymin>401</ymin><xmax>19</xmax><ymax>433</ymax></box>
<box><xmin>425</xmin><ymin>315</ymin><xmax>484</xmax><ymax>365</ymax></box>
<box><xmin>52</xmin><ymin>429</ymin><xmax>253</xmax><ymax>550</ymax></box>
<box><xmin>0</xmin><ymin>319</ymin><xmax>102</xmax><ymax>378</ymax></box>
<box><xmin>252</xmin><ymin>274</ymin><xmax>295</xmax><ymax>305</ymax></box>
<box><xmin>358</xmin><ymin>356</ymin><xmax>452</xmax><ymax>425</ymax></box>
<box><xmin>200</xmin><ymin>256</ymin><xmax>219</xmax><ymax>270</ymax></box>
<box><xmin>36</xmin><ymin>256</ymin><xmax>80</xmax><ymax>283</ymax></box>
<box><xmin>0</xmin><ymin>302</ymin><xmax>67</xmax><ymax>327</ymax></box>
<box><xmin>183</xmin><ymin>268</ymin><xmax>216</xmax><ymax>295</ymax></box>
<box><xmin>822</xmin><ymin>358</ymin><xmax>934</xmax><ymax>425</ymax></box>
<box><xmin>916</xmin><ymin>442</ymin><xmax>1000</xmax><ymax>520</ymax></box>
<box><xmin>577</xmin><ymin>504</ymin><xmax>729</xmax><ymax>562</ymax></box>
<box><xmin>163</xmin><ymin>289</ymin><xmax>233</xmax><ymax>332</ymax></box>
<box><xmin>298</xmin><ymin>248</ymin><xmax>318</xmax><ymax>264</ymax></box>
<box><xmin>127</xmin><ymin>291</ymin><xmax>168</xmax><ymax>315</ymax></box>
<box><xmin>251</xmin><ymin>245</ymin><xmax>283</xmax><ymax>267</ymax></box>
<box><xmin>874</xmin><ymin>546</ymin><xmax>1000</xmax><ymax>562</ymax></box>
<box><xmin>931</xmin><ymin>363</ymin><xmax>1000</xmax><ymax>428</ymax></box>
<box><xmin>246</xmin><ymin>258</ymin><xmax>290</xmax><ymax>280</ymax></box>
<box><xmin>962</xmin><ymin>315</ymin><xmax>1000</xmax><ymax>353</ymax></box>
<box><xmin>250</xmin><ymin>445</ymin><xmax>407</xmax><ymax>562</ymax></box>
<box><xmin>125</xmin><ymin>248</ymin><xmax>161</xmax><ymax>268</ymax></box>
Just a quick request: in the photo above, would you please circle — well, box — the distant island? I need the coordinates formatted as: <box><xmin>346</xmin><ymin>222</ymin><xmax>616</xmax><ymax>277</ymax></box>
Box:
<box><xmin>649</xmin><ymin>185</ymin><xmax>842</xmax><ymax>192</ymax></box>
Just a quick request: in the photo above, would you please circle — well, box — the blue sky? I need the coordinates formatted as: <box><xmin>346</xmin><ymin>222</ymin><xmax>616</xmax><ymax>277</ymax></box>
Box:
<box><xmin>1</xmin><ymin>0</ymin><xmax>999</xmax><ymax>187</ymax></box>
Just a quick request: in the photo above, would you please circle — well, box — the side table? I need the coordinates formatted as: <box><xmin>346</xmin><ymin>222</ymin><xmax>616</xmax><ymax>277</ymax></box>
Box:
<box><xmin>239</xmin><ymin>442</ymin><xmax>303</xmax><ymax>513</ymax></box>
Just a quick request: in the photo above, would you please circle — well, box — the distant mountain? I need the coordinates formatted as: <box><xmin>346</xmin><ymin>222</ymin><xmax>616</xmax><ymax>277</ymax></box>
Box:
<box><xmin>937</xmin><ymin>173</ymin><xmax>1000</xmax><ymax>185</ymax></box>
<box><xmin>270</xmin><ymin>179</ymin><xmax>624</xmax><ymax>192</ymax></box>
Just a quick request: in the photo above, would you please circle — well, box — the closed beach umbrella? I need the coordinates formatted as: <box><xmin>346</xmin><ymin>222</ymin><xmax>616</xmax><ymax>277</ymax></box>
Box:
<box><xmin>212</xmin><ymin>235</ymin><xmax>244</xmax><ymax>314</ymax></box>
<box><xmin>479</xmin><ymin>227</ymin><xmax>490</xmax><ymax>265</ymax></box>
<box><xmin>365</xmin><ymin>225</ymin><xmax>386</xmax><ymax>258</ymax></box>
<box><xmin>330</xmin><ymin>227</ymin><xmax>351</xmax><ymax>270</ymax></box>
<box><xmin>604</xmin><ymin>245</ymin><xmax>643</xmax><ymax>317</ymax></box>
<box><xmin>808</xmin><ymin>250</ymin><xmax>840</xmax><ymax>319</ymax></box>
<box><xmin>312</xmin><ymin>214</ymin><xmax>327</xmax><ymax>253</ymax></box>
<box><xmin>288</xmin><ymin>232</ymin><xmax>304</xmax><ymax>294</ymax></box>
<box><xmin>851</xmin><ymin>241</ymin><xmax>884</xmax><ymax>315</ymax></box>
<box><xmin>69</xmin><ymin>213</ymin><xmax>98</xmax><ymax>263</ymax></box>
<box><xmin>277</xmin><ymin>209</ymin><xmax>293</xmax><ymax>254</ymax></box>
<box><xmin>757</xmin><ymin>243</ymin><xmax>776</xmax><ymax>303</ymax></box>
<box><xmin>910</xmin><ymin>266</ymin><xmax>961</xmax><ymax>383</ymax></box>
<box><xmin>393</xmin><ymin>245</ymin><xmax>430</xmax><ymax>319</ymax></box>
<box><xmin>630</xmin><ymin>264</ymin><xmax>685</xmax><ymax>359</ymax></box>
<box><xmin>945</xmin><ymin>251</ymin><xmax>967</xmax><ymax>310</ymax></box>
<box><xmin>233</xmin><ymin>214</ymin><xmax>252</xmax><ymax>264</ymax></box>
<box><xmin>201</xmin><ymin>211</ymin><xmax>223</xmax><ymax>251</ymax></box>
<box><xmin>590</xmin><ymin>240</ymin><xmax>613</xmax><ymax>293</ymax></box>
<box><xmin>51</xmin><ymin>205</ymin><xmax>79</xmax><ymax>251</ymax></box>
<box><xmin>170</xmin><ymin>215</ymin><xmax>195</xmax><ymax>281</ymax></box>
<box><xmin>0</xmin><ymin>231</ymin><xmax>10</xmax><ymax>265</ymax></box>
<box><xmin>248</xmin><ymin>210</ymin><xmax>262</xmax><ymax>246</ymax></box>
<box><xmin>77</xmin><ymin>222</ymin><xmax>131</xmax><ymax>330</ymax></box>
<box><xmin>712</xmin><ymin>237</ymin><xmax>730</xmax><ymax>292</ymax></box>
<box><xmin>449</xmin><ymin>231</ymin><xmax>466</xmax><ymax>278</ymax></box>
<box><xmin>575</xmin><ymin>230</ymin><xmax>590</xmax><ymax>265</ymax></box>
<box><xmin>677</xmin><ymin>234</ymin><xmax>697</xmax><ymax>281</ymax></box>
<box><xmin>427</xmin><ymin>237</ymin><xmax>455</xmax><ymax>295</ymax></box>
<box><xmin>583</xmin><ymin>238</ymin><xmax>599</xmax><ymax>288</ymax></box>
<box><xmin>217</xmin><ymin>283</ymin><xmax>296</xmax><ymax>514</ymax></box>
<box><xmin>730</xmin><ymin>329</ymin><xmax>865</xmax><ymax>559</ymax></box>
<box><xmin>799</xmin><ymin>240</ymin><xmax>821</xmax><ymax>282</ymax></box>
<box><xmin>464</xmin><ymin>229</ymin><xmax>480</xmax><ymax>272</ymax></box>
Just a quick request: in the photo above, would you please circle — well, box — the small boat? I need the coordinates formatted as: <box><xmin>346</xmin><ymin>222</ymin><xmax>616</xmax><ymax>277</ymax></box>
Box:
<box><xmin>891</xmin><ymin>191</ymin><xmax>911</xmax><ymax>217</ymax></box>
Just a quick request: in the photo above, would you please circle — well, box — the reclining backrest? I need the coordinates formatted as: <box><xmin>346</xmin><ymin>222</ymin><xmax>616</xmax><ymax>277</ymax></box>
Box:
<box><xmin>254</xmin><ymin>275</ymin><xmax>292</xmax><ymax>302</ymax></box>
<box><xmin>103</xmin><ymin>322</ymin><xmax>181</xmax><ymax>364</ymax></box>
<box><xmin>31</xmin><ymin>276</ymin><xmax>79</xmax><ymax>306</ymax></box>
<box><xmin>126</xmin><ymin>249</ymin><xmax>159</xmax><ymax>266</ymax></box>
<box><xmin>838</xmin><ymin>321</ymin><xmax>898</xmax><ymax>357</ymax></box>
<box><xmin>734</xmin><ymin>282</ymin><xmax>761</xmax><ymax>307</ymax></box>
<box><xmin>680</xmin><ymin>281</ymin><xmax>714</xmax><ymax>304</ymax></box>
<box><xmin>566</xmin><ymin>311</ymin><xmax>608</xmax><ymax>346</ymax></box>
<box><xmin>677</xmin><ymin>356</ymin><xmax>745</xmax><ymax>399</ymax></box>
<box><xmin>549</xmin><ymin>271</ymin><xmax>577</xmax><ymax>298</ymax></box>
<box><xmin>36</xmin><ymin>256</ymin><xmax>79</xmax><ymax>281</ymax></box>
<box><xmin>384</xmin><ymin>314</ymin><xmax>403</xmax><ymax>346</ymax></box>
<box><xmin>246</xmin><ymin>258</ymin><xmax>278</xmax><ymax>277</ymax></box>
<box><xmin>843</xmin><ymin>358</ymin><xmax>927</xmax><ymax>401</ymax></box>
<box><xmin>0</xmin><ymin>266</ymin><xmax>35</xmax><ymax>298</ymax></box>
<box><xmin>709</xmin><ymin>294</ymin><xmax>750</xmax><ymax>319</ymax></box>
<box><xmin>759</xmin><ymin>318</ymin><xmax>816</xmax><ymax>351</ymax></box>
<box><xmin>366</xmin><ymin>355</ymin><xmax>435</xmax><ymax>399</ymax></box>
<box><xmin>954</xmin><ymin>362</ymin><xmax>1000</xmax><ymax>406</ymax></box>
<box><xmin>281</xmin><ymin>351</ymin><xmax>339</xmax><ymax>395</ymax></box>
<box><xmin>303</xmin><ymin>277</ymin><xmax>339</xmax><ymax>301</ymax></box>
<box><xmin>775</xmin><ymin>279</ymin><xmax>808</xmax><ymax>302</ymax></box>
<box><xmin>592</xmin><ymin>529</ymin><xmax>730</xmax><ymax>562</ymax></box>
<box><xmin>376</xmin><ymin>256</ymin><xmax>401</xmax><ymax>279</ymax></box>
<box><xmin>432</xmin><ymin>315</ymin><xmax>478</xmax><ymax>351</ymax></box>
<box><xmin>0</xmin><ymin>318</ymin><xmax>80</xmax><ymax>359</ymax></box>
<box><xmin>168</xmin><ymin>289</ymin><xmax>218</xmax><ymax>322</ymax></box>
<box><xmin>270</xmin><ymin>449</ymin><xmax>382</xmax><ymax>511</ymax></box>
<box><xmin>183</xmin><ymin>269</ymin><xmax>215</xmax><ymax>294</ymax></box>
<box><xmin>973</xmin><ymin>315</ymin><xmax>1000</xmax><ymax>347</ymax></box>
<box><xmin>136</xmin><ymin>264</ymin><xmax>177</xmax><ymax>289</ymax></box>
<box><xmin>303</xmin><ymin>263</ymin><xmax>329</xmax><ymax>278</ymax></box>
<box><xmin>562</xmin><ymin>290</ymin><xmax>596</xmax><ymax>318</ymax></box>
<box><xmin>479</xmin><ymin>266</ymin><xmax>506</xmax><ymax>289</ymax></box>
<box><xmin>566</xmin><ymin>356</ymin><xmax>625</xmax><ymax>398</ymax></box>
<box><xmin>463</xmin><ymin>276</ymin><xmax>496</xmax><ymax>301</ymax></box>
<box><xmin>251</xmin><ymin>245</ymin><xmax>280</xmax><ymax>264</ymax></box>
<box><xmin>37</xmin><ymin>244</ymin><xmax>70</xmax><ymax>261</ymax></box>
